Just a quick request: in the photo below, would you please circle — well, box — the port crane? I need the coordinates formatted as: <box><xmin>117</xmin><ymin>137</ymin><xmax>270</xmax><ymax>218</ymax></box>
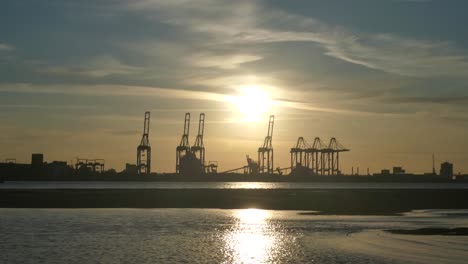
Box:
<box><xmin>137</xmin><ymin>111</ymin><xmax>151</xmax><ymax>175</ymax></box>
<box><xmin>258</xmin><ymin>115</ymin><xmax>274</xmax><ymax>174</ymax></box>
<box><xmin>176</xmin><ymin>113</ymin><xmax>191</xmax><ymax>173</ymax></box>
<box><xmin>290</xmin><ymin>136</ymin><xmax>349</xmax><ymax>176</ymax></box>
<box><xmin>191</xmin><ymin>113</ymin><xmax>205</xmax><ymax>168</ymax></box>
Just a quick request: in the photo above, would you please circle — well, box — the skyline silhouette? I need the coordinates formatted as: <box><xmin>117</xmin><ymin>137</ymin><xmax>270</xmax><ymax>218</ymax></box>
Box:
<box><xmin>1</xmin><ymin>1</ymin><xmax>468</xmax><ymax>173</ymax></box>
<box><xmin>0</xmin><ymin>110</ymin><xmax>463</xmax><ymax>177</ymax></box>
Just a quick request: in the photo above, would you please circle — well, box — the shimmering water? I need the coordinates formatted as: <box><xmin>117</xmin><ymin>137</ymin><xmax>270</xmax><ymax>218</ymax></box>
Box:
<box><xmin>1</xmin><ymin>181</ymin><xmax>467</xmax><ymax>189</ymax></box>
<box><xmin>1</xmin><ymin>209</ymin><xmax>467</xmax><ymax>263</ymax></box>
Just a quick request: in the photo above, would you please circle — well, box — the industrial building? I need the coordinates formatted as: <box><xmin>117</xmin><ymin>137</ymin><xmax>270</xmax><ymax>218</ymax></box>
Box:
<box><xmin>440</xmin><ymin>162</ymin><xmax>454</xmax><ymax>178</ymax></box>
<box><xmin>0</xmin><ymin>154</ymin><xmax>74</xmax><ymax>179</ymax></box>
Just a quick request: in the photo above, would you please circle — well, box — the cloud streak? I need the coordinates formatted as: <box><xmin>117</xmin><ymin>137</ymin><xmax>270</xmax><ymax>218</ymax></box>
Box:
<box><xmin>0</xmin><ymin>82</ymin><xmax>409</xmax><ymax>117</ymax></box>
<box><xmin>38</xmin><ymin>55</ymin><xmax>142</xmax><ymax>78</ymax></box>
<box><xmin>3</xmin><ymin>1</ymin><xmax>468</xmax><ymax>120</ymax></box>
<box><xmin>0</xmin><ymin>43</ymin><xmax>14</xmax><ymax>51</ymax></box>
<box><xmin>0</xmin><ymin>83</ymin><xmax>227</xmax><ymax>102</ymax></box>
<box><xmin>127</xmin><ymin>0</ymin><xmax>468</xmax><ymax>78</ymax></box>
<box><xmin>186</xmin><ymin>52</ymin><xmax>262</xmax><ymax>69</ymax></box>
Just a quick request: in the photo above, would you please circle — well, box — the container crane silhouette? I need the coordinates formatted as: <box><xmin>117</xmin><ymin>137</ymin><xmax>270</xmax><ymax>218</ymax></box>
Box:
<box><xmin>137</xmin><ymin>111</ymin><xmax>151</xmax><ymax>175</ymax></box>
<box><xmin>258</xmin><ymin>115</ymin><xmax>274</xmax><ymax>174</ymax></box>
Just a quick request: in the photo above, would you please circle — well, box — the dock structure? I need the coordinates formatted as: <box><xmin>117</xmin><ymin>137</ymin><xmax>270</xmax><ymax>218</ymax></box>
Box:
<box><xmin>290</xmin><ymin>136</ymin><xmax>349</xmax><ymax>176</ymax></box>
<box><xmin>75</xmin><ymin>158</ymin><xmax>105</xmax><ymax>173</ymax></box>
<box><xmin>176</xmin><ymin>113</ymin><xmax>217</xmax><ymax>176</ymax></box>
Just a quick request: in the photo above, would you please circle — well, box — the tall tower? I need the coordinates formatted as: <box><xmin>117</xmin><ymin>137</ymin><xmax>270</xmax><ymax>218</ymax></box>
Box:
<box><xmin>258</xmin><ymin>115</ymin><xmax>274</xmax><ymax>174</ymax></box>
<box><xmin>191</xmin><ymin>113</ymin><xmax>205</xmax><ymax>169</ymax></box>
<box><xmin>176</xmin><ymin>113</ymin><xmax>191</xmax><ymax>173</ymax></box>
<box><xmin>137</xmin><ymin>111</ymin><xmax>151</xmax><ymax>175</ymax></box>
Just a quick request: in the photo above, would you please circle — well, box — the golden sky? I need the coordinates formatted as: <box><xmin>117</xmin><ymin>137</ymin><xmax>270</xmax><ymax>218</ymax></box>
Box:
<box><xmin>1</xmin><ymin>0</ymin><xmax>468</xmax><ymax>174</ymax></box>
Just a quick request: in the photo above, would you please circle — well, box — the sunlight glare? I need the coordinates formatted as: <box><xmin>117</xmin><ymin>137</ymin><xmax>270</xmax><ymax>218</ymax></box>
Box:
<box><xmin>231</xmin><ymin>85</ymin><xmax>272</xmax><ymax>122</ymax></box>
<box><xmin>222</xmin><ymin>209</ymin><xmax>276</xmax><ymax>263</ymax></box>
<box><xmin>236</xmin><ymin>208</ymin><xmax>270</xmax><ymax>224</ymax></box>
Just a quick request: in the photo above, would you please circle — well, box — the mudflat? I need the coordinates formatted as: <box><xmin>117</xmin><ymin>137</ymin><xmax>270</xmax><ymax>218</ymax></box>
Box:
<box><xmin>1</xmin><ymin>188</ymin><xmax>468</xmax><ymax>215</ymax></box>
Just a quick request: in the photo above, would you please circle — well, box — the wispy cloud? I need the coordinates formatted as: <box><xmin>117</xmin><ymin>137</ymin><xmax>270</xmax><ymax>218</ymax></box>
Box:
<box><xmin>4</xmin><ymin>0</ymin><xmax>468</xmax><ymax>120</ymax></box>
<box><xmin>0</xmin><ymin>43</ymin><xmax>14</xmax><ymax>51</ymax></box>
<box><xmin>323</xmin><ymin>34</ymin><xmax>468</xmax><ymax>77</ymax></box>
<box><xmin>384</xmin><ymin>95</ymin><xmax>468</xmax><ymax>105</ymax></box>
<box><xmin>126</xmin><ymin>0</ymin><xmax>468</xmax><ymax>78</ymax></box>
<box><xmin>39</xmin><ymin>55</ymin><xmax>142</xmax><ymax>77</ymax></box>
<box><xmin>0</xmin><ymin>82</ymin><xmax>408</xmax><ymax>117</ymax></box>
<box><xmin>0</xmin><ymin>83</ymin><xmax>227</xmax><ymax>102</ymax></box>
<box><xmin>0</xmin><ymin>104</ymin><xmax>96</xmax><ymax>110</ymax></box>
<box><xmin>186</xmin><ymin>52</ymin><xmax>262</xmax><ymax>69</ymax></box>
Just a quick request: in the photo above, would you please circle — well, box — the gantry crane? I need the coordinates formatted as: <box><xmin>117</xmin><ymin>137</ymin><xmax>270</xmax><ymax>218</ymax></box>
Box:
<box><xmin>327</xmin><ymin>137</ymin><xmax>349</xmax><ymax>175</ymax></box>
<box><xmin>76</xmin><ymin>158</ymin><xmax>105</xmax><ymax>173</ymax></box>
<box><xmin>137</xmin><ymin>111</ymin><xmax>151</xmax><ymax>175</ymax></box>
<box><xmin>289</xmin><ymin>136</ymin><xmax>349</xmax><ymax>176</ymax></box>
<box><xmin>311</xmin><ymin>137</ymin><xmax>325</xmax><ymax>175</ymax></box>
<box><xmin>191</xmin><ymin>113</ymin><xmax>205</xmax><ymax>168</ymax></box>
<box><xmin>290</xmin><ymin>137</ymin><xmax>307</xmax><ymax>169</ymax></box>
<box><xmin>258</xmin><ymin>115</ymin><xmax>274</xmax><ymax>174</ymax></box>
<box><xmin>176</xmin><ymin>113</ymin><xmax>191</xmax><ymax>174</ymax></box>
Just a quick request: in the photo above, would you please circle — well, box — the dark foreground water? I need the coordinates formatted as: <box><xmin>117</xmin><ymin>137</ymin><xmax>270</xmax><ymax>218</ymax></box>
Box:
<box><xmin>1</xmin><ymin>209</ymin><xmax>467</xmax><ymax>263</ymax></box>
<box><xmin>2</xmin><ymin>181</ymin><xmax>468</xmax><ymax>189</ymax></box>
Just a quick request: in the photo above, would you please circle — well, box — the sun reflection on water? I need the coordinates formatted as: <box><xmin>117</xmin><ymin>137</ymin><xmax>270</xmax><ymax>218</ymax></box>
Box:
<box><xmin>236</xmin><ymin>208</ymin><xmax>270</xmax><ymax>224</ymax></box>
<box><xmin>223</xmin><ymin>209</ymin><xmax>278</xmax><ymax>264</ymax></box>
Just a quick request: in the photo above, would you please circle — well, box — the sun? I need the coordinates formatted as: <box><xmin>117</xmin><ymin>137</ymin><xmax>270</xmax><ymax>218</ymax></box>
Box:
<box><xmin>231</xmin><ymin>85</ymin><xmax>273</xmax><ymax>122</ymax></box>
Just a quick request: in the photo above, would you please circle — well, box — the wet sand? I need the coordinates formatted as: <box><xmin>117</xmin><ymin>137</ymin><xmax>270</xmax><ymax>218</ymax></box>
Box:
<box><xmin>2</xmin><ymin>188</ymin><xmax>468</xmax><ymax>214</ymax></box>
<box><xmin>386</xmin><ymin>228</ymin><xmax>468</xmax><ymax>236</ymax></box>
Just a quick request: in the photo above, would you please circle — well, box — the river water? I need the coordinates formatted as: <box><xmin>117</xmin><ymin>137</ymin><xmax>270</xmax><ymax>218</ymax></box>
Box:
<box><xmin>1</xmin><ymin>208</ymin><xmax>467</xmax><ymax>263</ymax></box>
<box><xmin>1</xmin><ymin>181</ymin><xmax>468</xmax><ymax>189</ymax></box>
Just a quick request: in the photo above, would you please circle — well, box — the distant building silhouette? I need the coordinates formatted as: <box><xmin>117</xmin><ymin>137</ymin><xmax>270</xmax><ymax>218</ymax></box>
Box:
<box><xmin>31</xmin><ymin>153</ymin><xmax>44</xmax><ymax>176</ymax></box>
<box><xmin>31</xmin><ymin>154</ymin><xmax>43</xmax><ymax>168</ymax></box>
<box><xmin>393</xmin><ymin>167</ymin><xmax>405</xmax><ymax>175</ymax></box>
<box><xmin>440</xmin><ymin>162</ymin><xmax>453</xmax><ymax>178</ymax></box>
<box><xmin>47</xmin><ymin>161</ymin><xmax>71</xmax><ymax>178</ymax></box>
<box><xmin>381</xmin><ymin>169</ymin><xmax>390</xmax><ymax>175</ymax></box>
<box><xmin>125</xmin><ymin>163</ymin><xmax>138</xmax><ymax>175</ymax></box>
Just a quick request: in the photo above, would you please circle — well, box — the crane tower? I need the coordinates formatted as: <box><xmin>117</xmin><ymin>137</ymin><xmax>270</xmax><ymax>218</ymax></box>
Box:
<box><xmin>176</xmin><ymin>113</ymin><xmax>191</xmax><ymax>173</ymax></box>
<box><xmin>191</xmin><ymin>113</ymin><xmax>205</xmax><ymax>168</ymax></box>
<box><xmin>137</xmin><ymin>111</ymin><xmax>151</xmax><ymax>175</ymax></box>
<box><xmin>258</xmin><ymin>115</ymin><xmax>274</xmax><ymax>174</ymax></box>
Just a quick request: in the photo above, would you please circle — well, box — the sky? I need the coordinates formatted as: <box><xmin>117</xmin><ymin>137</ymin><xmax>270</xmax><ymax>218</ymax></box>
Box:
<box><xmin>1</xmin><ymin>0</ymin><xmax>468</xmax><ymax>174</ymax></box>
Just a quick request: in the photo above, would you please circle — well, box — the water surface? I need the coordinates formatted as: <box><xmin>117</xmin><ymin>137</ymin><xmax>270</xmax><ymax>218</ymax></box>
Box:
<box><xmin>1</xmin><ymin>208</ymin><xmax>467</xmax><ymax>263</ymax></box>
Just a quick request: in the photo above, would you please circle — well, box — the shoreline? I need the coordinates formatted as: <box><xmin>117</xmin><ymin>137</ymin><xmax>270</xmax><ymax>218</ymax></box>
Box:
<box><xmin>2</xmin><ymin>174</ymin><xmax>465</xmax><ymax>182</ymax></box>
<box><xmin>2</xmin><ymin>188</ymin><xmax>468</xmax><ymax>215</ymax></box>
<box><xmin>2</xmin><ymin>180</ymin><xmax>467</xmax><ymax>189</ymax></box>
